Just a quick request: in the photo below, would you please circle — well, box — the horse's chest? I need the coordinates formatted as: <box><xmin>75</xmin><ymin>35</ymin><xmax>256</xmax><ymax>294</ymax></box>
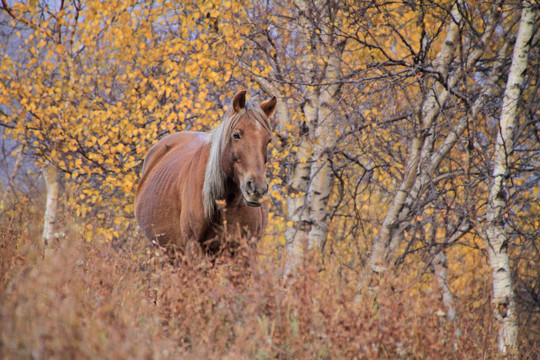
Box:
<box><xmin>222</xmin><ymin>205</ymin><xmax>262</xmax><ymax>237</ymax></box>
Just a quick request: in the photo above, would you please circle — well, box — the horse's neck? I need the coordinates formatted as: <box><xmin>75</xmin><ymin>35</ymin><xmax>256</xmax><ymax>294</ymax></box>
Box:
<box><xmin>223</xmin><ymin>178</ymin><xmax>242</xmax><ymax>205</ymax></box>
<box><xmin>207</xmin><ymin>176</ymin><xmax>243</xmax><ymax>222</ymax></box>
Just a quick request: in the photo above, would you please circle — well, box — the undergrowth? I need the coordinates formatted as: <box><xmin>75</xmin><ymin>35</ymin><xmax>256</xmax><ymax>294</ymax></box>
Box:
<box><xmin>0</xmin><ymin>208</ymin><xmax>536</xmax><ymax>359</ymax></box>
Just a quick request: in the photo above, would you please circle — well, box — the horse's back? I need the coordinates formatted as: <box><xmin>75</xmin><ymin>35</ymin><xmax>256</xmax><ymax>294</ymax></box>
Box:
<box><xmin>135</xmin><ymin>132</ymin><xmax>208</xmax><ymax>246</ymax></box>
<box><xmin>140</xmin><ymin>132</ymin><xmax>207</xmax><ymax>179</ymax></box>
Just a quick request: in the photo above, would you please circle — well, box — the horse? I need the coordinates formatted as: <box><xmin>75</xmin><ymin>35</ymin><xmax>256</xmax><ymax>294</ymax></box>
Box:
<box><xmin>134</xmin><ymin>90</ymin><xmax>276</xmax><ymax>258</ymax></box>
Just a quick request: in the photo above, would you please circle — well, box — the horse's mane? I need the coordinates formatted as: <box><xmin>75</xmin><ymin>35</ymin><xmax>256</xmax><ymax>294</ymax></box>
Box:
<box><xmin>202</xmin><ymin>100</ymin><xmax>272</xmax><ymax>220</ymax></box>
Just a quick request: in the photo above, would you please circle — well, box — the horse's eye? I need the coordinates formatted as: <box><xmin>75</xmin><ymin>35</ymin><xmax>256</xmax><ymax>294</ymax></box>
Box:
<box><xmin>233</xmin><ymin>132</ymin><xmax>241</xmax><ymax>140</ymax></box>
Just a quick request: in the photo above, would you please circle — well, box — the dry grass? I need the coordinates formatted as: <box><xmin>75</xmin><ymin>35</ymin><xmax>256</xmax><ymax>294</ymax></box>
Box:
<box><xmin>0</xmin><ymin>209</ymin><xmax>536</xmax><ymax>359</ymax></box>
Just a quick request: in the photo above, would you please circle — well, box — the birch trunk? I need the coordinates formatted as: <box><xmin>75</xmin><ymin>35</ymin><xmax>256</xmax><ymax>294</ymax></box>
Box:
<box><xmin>431</xmin><ymin>250</ymin><xmax>460</xmax><ymax>330</ymax></box>
<box><xmin>283</xmin><ymin>0</ymin><xmax>319</xmax><ymax>275</ymax></box>
<box><xmin>369</xmin><ymin>1</ymin><xmax>463</xmax><ymax>273</ymax></box>
<box><xmin>284</xmin><ymin>94</ymin><xmax>317</xmax><ymax>275</ymax></box>
<box><xmin>252</xmin><ymin>0</ymin><xmax>344</xmax><ymax>274</ymax></box>
<box><xmin>0</xmin><ymin>145</ymin><xmax>23</xmax><ymax>213</ymax></box>
<box><xmin>42</xmin><ymin>162</ymin><xmax>59</xmax><ymax>248</ymax></box>
<box><xmin>250</xmin><ymin>72</ymin><xmax>314</xmax><ymax>276</ymax></box>
<box><xmin>368</xmin><ymin>0</ymin><xmax>507</xmax><ymax>273</ymax></box>
<box><xmin>306</xmin><ymin>93</ymin><xmax>336</xmax><ymax>250</ymax></box>
<box><xmin>483</xmin><ymin>2</ymin><xmax>535</xmax><ymax>353</ymax></box>
<box><xmin>306</xmin><ymin>36</ymin><xmax>343</xmax><ymax>251</ymax></box>
<box><xmin>381</xmin><ymin>37</ymin><xmax>511</xmax><ymax>267</ymax></box>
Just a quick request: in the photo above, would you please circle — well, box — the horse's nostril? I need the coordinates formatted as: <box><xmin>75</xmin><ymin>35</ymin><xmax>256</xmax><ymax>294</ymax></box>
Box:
<box><xmin>247</xmin><ymin>180</ymin><xmax>254</xmax><ymax>193</ymax></box>
<box><xmin>246</xmin><ymin>179</ymin><xmax>268</xmax><ymax>197</ymax></box>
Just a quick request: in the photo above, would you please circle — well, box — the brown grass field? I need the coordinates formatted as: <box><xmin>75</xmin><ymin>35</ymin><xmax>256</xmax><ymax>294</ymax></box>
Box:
<box><xmin>0</xmin><ymin>202</ymin><xmax>536</xmax><ymax>359</ymax></box>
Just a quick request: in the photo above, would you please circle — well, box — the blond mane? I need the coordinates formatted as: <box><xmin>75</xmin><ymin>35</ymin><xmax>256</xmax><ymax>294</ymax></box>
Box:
<box><xmin>202</xmin><ymin>101</ymin><xmax>272</xmax><ymax>220</ymax></box>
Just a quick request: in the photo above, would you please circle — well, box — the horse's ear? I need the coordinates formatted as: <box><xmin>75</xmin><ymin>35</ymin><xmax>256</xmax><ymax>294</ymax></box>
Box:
<box><xmin>260</xmin><ymin>96</ymin><xmax>277</xmax><ymax>117</ymax></box>
<box><xmin>232</xmin><ymin>90</ymin><xmax>247</xmax><ymax>113</ymax></box>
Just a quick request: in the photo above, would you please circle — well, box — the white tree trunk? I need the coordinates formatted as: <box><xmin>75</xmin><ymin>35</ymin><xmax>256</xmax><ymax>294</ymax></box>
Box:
<box><xmin>250</xmin><ymin>75</ymin><xmax>312</xmax><ymax>277</ymax></box>
<box><xmin>283</xmin><ymin>0</ymin><xmax>320</xmax><ymax>275</ymax></box>
<box><xmin>368</xmin><ymin>0</ymin><xmax>509</xmax><ymax>274</ymax></box>
<box><xmin>369</xmin><ymin>1</ymin><xmax>464</xmax><ymax>273</ymax></box>
<box><xmin>432</xmin><ymin>250</ymin><xmax>459</xmax><ymax>325</ymax></box>
<box><xmin>306</xmin><ymin>34</ymin><xmax>343</xmax><ymax>251</ymax></box>
<box><xmin>306</xmin><ymin>95</ymin><xmax>336</xmax><ymax>250</ymax></box>
<box><xmin>380</xmin><ymin>37</ymin><xmax>512</xmax><ymax>267</ymax></box>
<box><xmin>283</xmin><ymin>91</ymin><xmax>317</xmax><ymax>275</ymax></box>
<box><xmin>0</xmin><ymin>145</ymin><xmax>23</xmax><ymax>212</ymax></box>
<box><xmin>42</xmin><ymin>162</ymin><xmax>59</xmax><ymax>248</ymax></box>
<box><xmin>483</xmin><ymin>2</ymin><xmax>535</xmax><ymax>354</ymax></box>
<box><xmin>431</xmin><ymin>250</ymin><xmax>461</xmax><ymax>350</ymax></box>
<box><xmin>250</xmin><ymin>1</ymin><xmax>353</xmax><ymax>275</ymax></box>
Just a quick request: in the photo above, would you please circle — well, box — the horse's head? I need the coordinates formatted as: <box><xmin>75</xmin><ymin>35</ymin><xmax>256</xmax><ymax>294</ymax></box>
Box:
<box><xmin>221</xmin><ymin>90</ymin><xmax>276</xmax><ymax>207</ymax></box>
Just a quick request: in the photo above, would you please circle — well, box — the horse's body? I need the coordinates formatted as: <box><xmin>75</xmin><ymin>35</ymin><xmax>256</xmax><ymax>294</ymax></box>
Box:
<box><xmin>135</xmin><ymin>91</ymin><xmax>276</xmax><ymax>256</ymax></box>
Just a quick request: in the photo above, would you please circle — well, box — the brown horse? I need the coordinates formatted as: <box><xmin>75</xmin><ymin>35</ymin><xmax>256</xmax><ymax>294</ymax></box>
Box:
<box><xmin>135</xmin><ymin>90</ymin><xmax>276</xmax><ymax>256</ymax></box>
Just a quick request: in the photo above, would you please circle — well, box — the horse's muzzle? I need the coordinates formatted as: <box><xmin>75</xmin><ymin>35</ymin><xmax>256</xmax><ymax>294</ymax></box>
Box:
<box><xmin>242</xmin><ymin>179</ymin><xmax>268</xmax><ymax>207</ymax></box>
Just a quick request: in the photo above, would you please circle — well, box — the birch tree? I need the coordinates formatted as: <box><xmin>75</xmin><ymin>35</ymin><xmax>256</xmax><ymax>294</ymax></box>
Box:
<box><xmin>368</xmin><ymin>0</ymin><xmax>506</xmax><ymax>273</ymax></box>
<box><xmin>239</xmin><ymin>0</ymin><xmax>347</xmax><ymax>274</ymax></box>
<box><xmin>482</xmin><ymin>2</ymin><xmax>536</xmax><ymax>353</ymax></box>
<box><xmin>0</xmin><ymin>144</ymin><xmax>23</xmax><ymax>213</ymax></box>
<box><xmin>41</xmin><ymin>162</ymin><xmax>59</xmax><ymax>247</ymax></box>
<box><xmin>287</xmin><ymin>1</ymin><xmax>345</xmax><ymax>271</ymax></box>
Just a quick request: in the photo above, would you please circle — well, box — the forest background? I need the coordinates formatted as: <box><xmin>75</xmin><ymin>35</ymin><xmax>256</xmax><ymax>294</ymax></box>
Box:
<box><xmin>0</xmin><ymin>0</ymin><xmax>538</xmax><ymax>358</ymax></box>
